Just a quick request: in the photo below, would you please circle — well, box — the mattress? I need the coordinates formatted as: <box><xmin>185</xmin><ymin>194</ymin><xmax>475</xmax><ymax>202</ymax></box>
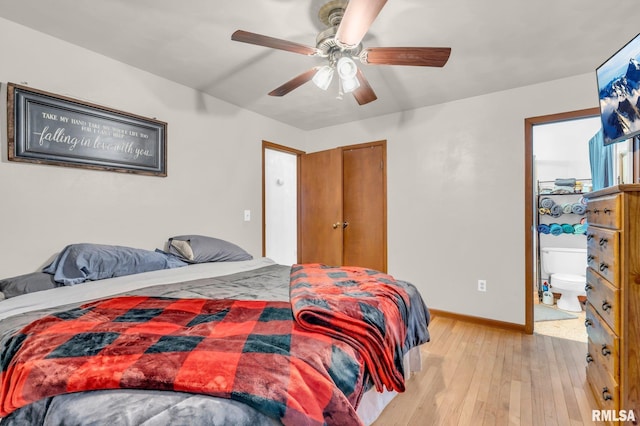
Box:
<box><xmin>0</xmin><ymin>259</ymin><xmax>428</xmax><ymax>425</ymax></box>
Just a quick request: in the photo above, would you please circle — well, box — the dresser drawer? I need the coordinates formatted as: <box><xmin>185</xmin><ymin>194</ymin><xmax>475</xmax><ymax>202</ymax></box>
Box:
<box><xmin>586</xmin><ymin>360</ymin><xmax>619</xmax><ymax>413</ymax></box>
<box><xmin>586</xmin><ymin>255</ymin><xmax>619</xmax><ymax>289</ymax></box>
<box><xmin>586</xmin><ymin>194</ymin><xmax>621</xmax><ymax>229</ymax></box>
<box><xmin>585</xmin><ymin>268</ymin><xmax>620</xmax><ymax>333</ymax></box>
<box><xmin>586</xmin><ymin>304</ymin><xmax>619</xmax><ymax>379</ymax></box>
<box><xmin>586</xmin><ymin>227</ymin><xmax>619</xmax><ymax>285</ymax></box>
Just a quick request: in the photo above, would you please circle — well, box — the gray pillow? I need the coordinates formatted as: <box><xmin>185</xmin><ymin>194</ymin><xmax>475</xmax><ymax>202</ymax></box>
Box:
<box><xmin>168</xmin><ymin>235</ymin><xmax>253</xmax><ymax>263</ymax></box>
<box><xmin>43</xmin><ymin>243</ymin><xmax>188</xmax><ymax>286</ymax></box>
<box><xmin>0</xmin><ymin>272</ymin><xmax>59</xmax><ymax>299</ymax></box>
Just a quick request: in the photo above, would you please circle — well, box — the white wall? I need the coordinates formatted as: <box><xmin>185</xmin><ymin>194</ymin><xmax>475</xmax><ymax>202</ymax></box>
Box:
<box><xmin>533</xmin><ymin>117</ymin><xmax>600</xmax><ymax>183</ymax></box>
<box><xmin>0</xmin><ymin>17</ymin><xmax>306</xmax><ymax>277</ymax></box>
<box><xmin>304</xmin><ymin>73</ymin><xmax>600</xmax><ymax>325</ymax></box>
<box><xmin>1</xmin><ymin>17</ymin><xmax>604</xmax><ymax>327</ymax></box>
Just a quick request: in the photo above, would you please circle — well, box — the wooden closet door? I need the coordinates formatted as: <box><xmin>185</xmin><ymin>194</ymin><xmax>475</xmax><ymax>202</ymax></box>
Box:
<box><xmin>343</xmin><ymin>143</ymin><xmax>386</xmax><ymax>272</ymax></box>
<box><xmin>299</xmin><ymin>141</ymin><xmax>387</xmax><ymax>271</ymax></box>
<box><xmin>299</xmin><ymin>148</ymin><xmax>343</xmax><ymax>266</ymax></box>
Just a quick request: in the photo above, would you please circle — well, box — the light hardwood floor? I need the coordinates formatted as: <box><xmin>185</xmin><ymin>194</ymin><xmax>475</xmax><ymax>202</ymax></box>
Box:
<box><xmin>373</xmin><ymin>314</ymin><xmax>601</xmax><ymax>426</ymax></box>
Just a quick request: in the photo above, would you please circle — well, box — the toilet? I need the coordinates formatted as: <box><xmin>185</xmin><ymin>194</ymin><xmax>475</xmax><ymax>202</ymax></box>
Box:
<box><xmin>540</xmin><ymin>247</ymin><xmax>587</xmax><ymax>312</ymax></box>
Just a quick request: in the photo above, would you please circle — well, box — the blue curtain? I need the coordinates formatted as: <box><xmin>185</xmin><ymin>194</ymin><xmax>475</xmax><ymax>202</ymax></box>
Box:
<box><xmin>589</xmin><ymin>128</ymin><xmax>614</xmax><ymax>190</ymax></box>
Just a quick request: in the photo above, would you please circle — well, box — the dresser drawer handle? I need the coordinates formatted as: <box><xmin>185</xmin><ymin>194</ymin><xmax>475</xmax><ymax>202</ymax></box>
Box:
<box><xmin>599</xmin><ymin>263</ymin><xmax>609</xmax><ymax>272</ymax></box>
<box><xmin>599</xmin><ymin>238</ymin><xmax>608</xmax><ymax>247</ymax></box>
<box><xmin>585</xmin><ymin>283</ymin><xmax>593</xmax><ymax>292</ymax></box>
<box><xmin>601</xmin><ymin>344</ymin><xmax>611</xmax><ymax>357</ymax></box>
<box><xmin>602</xmin><ymin>301</ymin><xmax>611</xmax><ymax>311</ymax></box>
<box><xmin>585</xmin><ymin>319</ymin><xmax>593</xmax><ymax>327</ymax></box>
<box><xmin>603</xmin><ymin>208</ymin><xmax>612</xmax><ymax>214</ymax></box>
<box><xmin>586</xmin><ymin>353</ymin><xmax>594</xmax><ymax>363</ymax></box>
<box><xmin>587</xmin><ymin>234</ymin><xmax>594</xmax><ymax>241</ymax></box>
<box><xmin>593</xmin><ymin>208</ymin><xmax>601</xmax><ymax>214</ymax></box>
<box><xmin>602</xmin><ymin>387</ymin><xmax>613</xmax><ymax>401</ymax></box>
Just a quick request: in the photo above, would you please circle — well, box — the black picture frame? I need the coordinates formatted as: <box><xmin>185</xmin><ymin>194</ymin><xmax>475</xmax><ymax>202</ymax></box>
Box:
<box><xmin>7</xmin><ymin>83</ymin><xmax>167</xmax><ymax>176</ymax></box>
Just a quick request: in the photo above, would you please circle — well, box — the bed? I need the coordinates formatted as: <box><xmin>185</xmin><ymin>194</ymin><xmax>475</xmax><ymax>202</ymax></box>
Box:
<box><xmin>0</xmin><ymin>238</ymin><xmax>430</xmax><ymax>426</ymax></box>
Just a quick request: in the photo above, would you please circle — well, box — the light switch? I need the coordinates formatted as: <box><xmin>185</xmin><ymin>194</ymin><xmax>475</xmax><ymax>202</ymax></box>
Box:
<box><xmin>244</xmin><ymin>210</ymin><xmax>251</xmax><ymax>221</ymax></box>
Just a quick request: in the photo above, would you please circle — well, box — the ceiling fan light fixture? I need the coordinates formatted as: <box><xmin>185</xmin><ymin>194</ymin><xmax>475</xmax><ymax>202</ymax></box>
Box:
<box><xmin>336</xmin><ymin>57</ymin><xmax>358</xmax><ymax>79</ymax></box>
<box><xmin>312</xmin><ymin>65</ymin><xmax>334</xmax><ymax>90</ymax></box>
<box><xmin>341</xmin><ymin>75</ymin><xmax>360</xmax><ymax>93</ymax></box>
<box><xmin>336</xmin><ymin>57</ymin><xmax>360</xmax><ymax>93</ymax></box>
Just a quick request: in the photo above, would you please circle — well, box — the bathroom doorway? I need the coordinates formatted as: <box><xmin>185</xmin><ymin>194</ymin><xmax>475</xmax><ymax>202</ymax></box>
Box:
<box><xmin>526</xmin><ymin>111</ymin><xmax>636</xmax><ymax>337</ymax></box>
<box><xmin>524</xmin><ymin>108</ymin><xmax>600</xmax><ymax>336</ymax></box>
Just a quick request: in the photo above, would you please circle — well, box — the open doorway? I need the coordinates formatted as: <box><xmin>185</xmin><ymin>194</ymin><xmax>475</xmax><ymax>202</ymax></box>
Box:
<box><xmin>524</xmin><ymin>108</ymin><xmax>599</xmax><ymax>334</ymax></box>
<box><xmin>525</xmin><ymin>111</ymin><xmax>638</xmax><ymax>336</ymax></box>
<box><xmin>262</xmin><ymin>141</ymin><xmax>304</xmax><ymax>265</ymax></box>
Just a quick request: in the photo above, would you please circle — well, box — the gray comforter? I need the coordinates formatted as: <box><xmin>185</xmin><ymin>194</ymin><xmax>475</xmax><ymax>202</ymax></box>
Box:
<box><xmin>0</xmin><ymin>265</ymin><xmax>429</xmax><ymax>426</ymax></box>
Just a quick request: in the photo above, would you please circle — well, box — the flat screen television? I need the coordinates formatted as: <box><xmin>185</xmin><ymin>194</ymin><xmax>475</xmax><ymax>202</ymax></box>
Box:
<box><xmin>596</xmin><ymin>32</ymin><xmax>640</xmax><ymax>145</ymax></box>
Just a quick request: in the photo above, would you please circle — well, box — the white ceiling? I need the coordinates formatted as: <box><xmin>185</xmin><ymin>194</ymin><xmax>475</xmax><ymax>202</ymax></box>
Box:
<box><xmin>0</xmin><ymin>0</ymin><xmax>638</xmax><ymax>130</ymax></box>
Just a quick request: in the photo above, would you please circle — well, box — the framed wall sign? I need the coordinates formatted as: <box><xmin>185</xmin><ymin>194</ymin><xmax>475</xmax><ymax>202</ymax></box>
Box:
<box><xmin>7</xmin><ymin>83</ymin><xmax>167</xmax><ymax>176</ymax></box>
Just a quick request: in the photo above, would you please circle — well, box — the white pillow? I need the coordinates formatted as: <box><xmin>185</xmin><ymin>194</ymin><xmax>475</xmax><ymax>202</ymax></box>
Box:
<box><xmin>170</xmin><ymin>239</ymin><xmax>194</xmax><ymax>261</ymax></box>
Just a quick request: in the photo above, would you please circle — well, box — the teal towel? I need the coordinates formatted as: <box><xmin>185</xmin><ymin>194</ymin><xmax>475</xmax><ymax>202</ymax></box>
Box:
<box><xmin>561</xmin><ymin>223</ymin><xmax>574</xmax><ymax>234</ymax></box>
<box><xmin>573</xmin><ymin>223</ymin><xmax>586</xmax><ymax>234</ymax></box>
<box><xmin>550</xmin><ymin>224</ymin><xmax>563</xmax><ymax>236</ymax></box>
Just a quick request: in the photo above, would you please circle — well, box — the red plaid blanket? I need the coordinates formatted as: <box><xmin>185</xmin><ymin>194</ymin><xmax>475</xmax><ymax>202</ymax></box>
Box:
<box><xmin>0</xmin><ymin>296</ymin><xmax>365</xmax><ymax>425</ymax></box>
<box><xmin>290</xmin><ymin>264</ymin><xmax>410</xmax><ymax>393</ymax></box>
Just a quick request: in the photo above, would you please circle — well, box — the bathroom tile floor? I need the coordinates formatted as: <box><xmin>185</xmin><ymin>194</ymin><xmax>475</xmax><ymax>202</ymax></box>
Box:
<box><xmin>534</xmin><ymin>299</ymin><xmax>587</xmax><ymax>342</ymax></box>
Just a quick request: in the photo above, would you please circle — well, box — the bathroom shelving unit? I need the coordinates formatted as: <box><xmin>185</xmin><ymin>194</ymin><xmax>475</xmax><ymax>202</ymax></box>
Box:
<box><xmin>535</xmin><ymin>179</ymin><xmax>591</xmax><ymax>302</ymax></box>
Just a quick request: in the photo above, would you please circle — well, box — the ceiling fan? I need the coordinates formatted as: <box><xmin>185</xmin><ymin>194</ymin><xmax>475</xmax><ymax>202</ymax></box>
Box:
<box><xmin>231</xmin><ymin>0</ymin><xmax>451</xmax><ymax>105</ymax></box>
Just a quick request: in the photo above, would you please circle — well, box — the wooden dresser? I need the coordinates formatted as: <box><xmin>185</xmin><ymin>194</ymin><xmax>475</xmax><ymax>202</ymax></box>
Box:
<box><xmin>584</xmin><ymin>185</ymin><xmax>640</xmax><ymax>423</ymax></box>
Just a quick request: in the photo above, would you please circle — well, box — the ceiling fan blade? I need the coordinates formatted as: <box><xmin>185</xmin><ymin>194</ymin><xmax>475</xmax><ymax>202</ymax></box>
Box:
<box><xmin>268</xmin><ymin>68</ymin><xmax>319</xmax><ymax>97</ymax></box>
<box><xmin>231</xmin><ymin>30</ymin><xmax>320</xmax><ymax>56</ymax></box>
<box><xmin>361</xmin><ymin>47</ymin><xmax>451</xmax><ymax>67</ymax></box>
<box><xmin>352</xmin><ymin>69</ymin><xmax>377</xmax><ymax>105</ymax></box>
<box><xmin>335</xmin><ymin>0</ymin><xmax>388</xmax><ymax>49</ymax></box>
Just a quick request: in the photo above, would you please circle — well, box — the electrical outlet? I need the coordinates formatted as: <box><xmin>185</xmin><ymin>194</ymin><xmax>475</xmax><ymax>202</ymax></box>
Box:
<box><xmin>478</xmin><ymin>279</ymin><xmax>487</xmax><ymax>292</ymax></box>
